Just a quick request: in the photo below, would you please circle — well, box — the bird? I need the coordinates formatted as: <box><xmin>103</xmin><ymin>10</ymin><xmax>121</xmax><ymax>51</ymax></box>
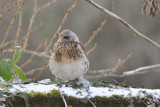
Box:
<box><xmin>49</xmin><ymin>29</ymin><xmax>89</xmax><ymax>83</ymax></box>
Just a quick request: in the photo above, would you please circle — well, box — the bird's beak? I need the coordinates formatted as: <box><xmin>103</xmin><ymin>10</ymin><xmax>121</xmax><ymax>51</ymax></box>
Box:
<box><xmin>57</xmin><ymin>33</ymin><xmax>64</xmax><ymax>38</ymax></box>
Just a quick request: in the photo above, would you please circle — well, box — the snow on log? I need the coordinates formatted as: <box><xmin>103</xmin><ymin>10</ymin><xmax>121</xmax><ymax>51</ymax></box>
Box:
<box><xmin>0</xmin><ymin>79</ymin><xmax>160</xmax><ymax>107</ymax></box>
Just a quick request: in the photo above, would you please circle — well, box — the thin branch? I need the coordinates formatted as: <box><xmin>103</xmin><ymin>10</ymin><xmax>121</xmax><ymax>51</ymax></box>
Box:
<box><xmin>86</xmin><ymin>0</ymin><xmax>160</xmax><ymax>49</ymax></box>
<box><xmin>45</xmin><ymin>0</ymin><xmax>79</xmax><ymax>53</ymax></box>
<box><xmin>86</xmin><ymin>64</ymin><xmax>160</xmax><ymax>79</ymax></box>
<box><xmin>26</xmin><ymin>67</ymin><xmax>43</xmax><ymax>76</ymax></box>
<box><xmin>0</xmin><ymin>0</ymin><xmax>22</xmax><ymax>20</ymax></box>
<box><xmin>1</xmin><ymin>0</ymin><xmax>8</xmax><ymax>9</ymax></box>
<box><xmin>44</xmin><ymin>38</ymin><xmax>48</xmax><ymax>49</ymax></box>
<box><xmin>87</xmin><ymin>68</ymin><xmax>113</xmax><ymax>74</ymax></box>
<box><xmin>88</xmin><ymin>98</ymin><xmax>96</xmax><ymax>107</ymax></box>
<box><xmin>34</xmin><ymin>0</ymin><xmax>56</xmax><ymax>13</ymax></box>
<box><xmin>14</xmin><ymin>1</ymin><xmax>25</xmax><ymax>47</ymax></box>
<box><xmin>60</xmin><ymin>91</ymin><xmax>68</xmax><ymax>107</ymax></box>
<box><xmin>123</xmin><ymin>64</ymin><xmax>160</xmax><ymax>76</ymax></box>
<box><xmin>0</xmin><ymin>9</ymin><xmax>19</xmax><ymax>48</ymax></box>
<box><xmin>33</xmin><ymin>63</ymin><xmax>48</xmax><ymax>81</ymax></box>
<box><xmin>2</xmin><ymin>48</ymin><xmax>50</xmax><ymax>59</ymax></box>
<box><xmin>112</xmin><ymin>0</ymin><xmax>115</xmax><ymax>13</ymax></box>
<box><xmin>4</xmin><ymin>0</ymin><xmax>12</xmax><ymax>9</ymax></box>
<box><xmin>86</xmin><ymin>43</ymin><xmax>97</xmax><ymax>56</ymax></box>
<box><xmin>14</xmin><ymin>7</ymin><xmax>22</xmax><ymax>46</ymax></box>
<box><xmin>19</xmin><ymin>22</ymin><xmax>42</xmax><ymax>46</ymax></box>
<box><xmin>24</xmin><ymin>49</ymin><xmax>50</xmax><ymax>59</ymax></box>
<box><xmin>3</xmin><ymin>40</ymin><xmax>14</xmax><ymax>47</ymax></box>
<box><xmin>20</xmin><ymin>43</ymin><xmax>43</xmax><ymax>68</ymax></box>
<box><xmin>23</xmin><ymin>0</ymin><xmax>37</xmax><ymax>50</ymax></box>
<box><xmin>110</xmin><ymin>53</ymin><xmax>132</xmax><ymax>74</ymax></box>
<box><xmin>85</xmin><ymin>20</ymin><xmax>106</xmax><ymax>47</ymax></box>
<box><xmin>28</xmin><ymin>0</ymin><xmax>37</xmax><ymax>32</ymax></box>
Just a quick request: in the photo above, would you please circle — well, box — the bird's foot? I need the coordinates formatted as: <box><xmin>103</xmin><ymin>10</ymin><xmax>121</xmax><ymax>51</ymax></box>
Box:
<box><xmin>68</xmin><ymin>77</ymin><xmax>91</xmax><ymax>89</ymax></box>
<box><xmin>56</xmin><ymin>83</ymin><xmax>62</xmax><ymax>87</ymax></box>
<box><xmin>55</xmin><ymin>78</ymin><xmax>63</xmax><ymax>88</ymax></box>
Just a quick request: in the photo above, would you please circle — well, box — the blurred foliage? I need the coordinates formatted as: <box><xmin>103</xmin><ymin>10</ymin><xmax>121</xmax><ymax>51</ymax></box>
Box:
<box><xmin>0</xmin><ymin>46</ymin><xmax>26</xmax><ymax>82</ymax></box>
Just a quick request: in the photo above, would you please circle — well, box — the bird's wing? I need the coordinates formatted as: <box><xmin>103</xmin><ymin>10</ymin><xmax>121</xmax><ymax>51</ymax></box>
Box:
<box><xmin>76</xmin><ymin>42</ymin><xmax>85</xmax><ymax>52</ymax></box>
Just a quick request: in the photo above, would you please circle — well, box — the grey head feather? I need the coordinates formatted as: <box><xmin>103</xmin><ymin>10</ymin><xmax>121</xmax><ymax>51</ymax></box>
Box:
<box><xmin>58</xmin><ymin>29</ymin><xmax>79</xmax><ymax>42</ymax></box>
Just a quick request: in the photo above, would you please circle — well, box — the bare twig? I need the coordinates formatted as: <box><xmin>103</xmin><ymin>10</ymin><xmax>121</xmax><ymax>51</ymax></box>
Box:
<box><xmin>26</xmin><ymin>67</ymin><xmax>43</xmax><ymax>76</ymax></box>
<box><xmin>46</xmin><ymin>0</ymin><xmax>79</xmax><ymax>53</ymax></box>
<box><xmin>86</xmin><ymin>0</ymin><xmax>160</xmax><ymax>49</ymax></box>
<box><xmin>20</xmin><ymin>43</ymin><xmax>43</xmax><ymax>68</ymax></box>
<box><xmin>85</xmin><ymin>20</ymin><xmax>106</xmax><ymax>47</ymax></box>
<box><xmin>34</xmin><ymin>0</ymin><xmax>56</xmax><ymax>13</ymax></box>
<box><xmin>19</xmin><ymin>22</ymin><xmax>42</xmax><ymax>46</ymax></box>
<box><xmin>28</xmin><ymin>0</ymin><xmax>37</xmax><ymax>33</ymax></box>
<box><xmin>2</xmin><ymin>48</ymin><xmax>50</xmax><ymax>59</ymax></box>
<box><xmin>33</xmin><ymin>63</ymin><xmax>48</xmax><ymax>81</ymax></box>
<box><xmin>86</xmin><ymin>64</ymin><xmax>160</xmax><ymax>79</ymax></box>
<box><xmin>88</xmin><ymin>98</ymin><xmax>96</xmax><ymax>107</ymax></box>
<box><xmin>86</xmin><ymin>43</ymin><xmax>97</xmax><ymax>56</ymax></box>
<box><xmin>14</xmin><ymin>8</ymin><xmax>22</xmax><ymax>46</ymax></box>
<box><xmin>0</xmin><ymin>8</ymin><xmax>20</xmax><ymax>49</ymax></box>
<box><xmin>24</xmin><ymin>49</ymin><xmax>50</xmax><ymax>59</ymax></box>
<box><xmin>14</xmin><ymin>1</ymin><xmax>25</xmax><ymax>47</ymax></box>
<box><xmin>3</xmin><ymin>40</ymin><xmax>14</xmax><ymax>47</ymax></box>
<box><xmin>4</xmin><ymin>0</ymin><xmax>12</xmax><ymax>9</ymax></box>
<box><xmin>123</xmin><ymin>64</ymin><xmax>160</xmax><ymax>76</ymax></box>
<box><xmin>87</xmin><ymin>68</ymin><xmax>113</xmax><ymax>75</ymax></box>
<box><xmin>0</xmin><ymin>0</ymin><xmax>22</xmax><ymax>18</ymax></box>
<box><xmin>1</xmin><ymin>0</ymin><xmax>8</xmax><ymax>9</ymax></box>
<box><xmin>23</xmin><ymin>0</ymin><xmax>37</xmax><ymax>50</ymax></box>
<box><xmin>60</xmin><ymin>91</ymin><xmax>68</xmax><ymax>107</ymax></box>
<box><xmin>112</xmin><ymin>0</ymin><xmax>115</xmax><ymax>13</ymax></box>
<box><xmin>44</xmin><ymin>38</ymin><xmax>48</xmax><ymax>49</ymax></box>
<box><xmin>142</xmin><ymin>0</ymin><xmax>160</xmax><ymax>17</ymax></box>
<box><xmin>110</xmin><ymin>53</ymin><xmax>132</xmax><ymax>74</ymax></box>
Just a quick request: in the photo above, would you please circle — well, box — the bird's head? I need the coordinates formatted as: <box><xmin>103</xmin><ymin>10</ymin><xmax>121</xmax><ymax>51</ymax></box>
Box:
<box><xmin>57</xmin><ymin>29</ymin><xmax>79</xmax><ymax>42</ymax></box>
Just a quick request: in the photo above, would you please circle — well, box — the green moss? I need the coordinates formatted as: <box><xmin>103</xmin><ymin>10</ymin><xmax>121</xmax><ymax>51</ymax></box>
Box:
<box><xmin>67</xmin><ymin>96</ymin><xmax>87</xmax><ymax>107</ymax></box>
<box><xmin>27</xmin><ymin>91</ymin><xmax>49</xmax><ymax>107</ymax></box>
<box><xmin>3</xmin><ymin>89</ymin><xmax>160</xmax><ymax>107</ymax></box>
<box><xmin>48</xmin><ymin>89</ymin><xmax>61</xmax><ymax>98</ymax></box>
<box><xmin>92</xmin><ymin>95</ymin><xmax>131</xmax><ymax>107</ymax></box>
<box><xmin>28</xmin><ymin>91</ymin><xmax>48</xmax><ymax>99</ymax></box>
<box><xmin>47</xmin><ymin>89</ymin><xmax>64</xmax><ymax>107</ymax></box>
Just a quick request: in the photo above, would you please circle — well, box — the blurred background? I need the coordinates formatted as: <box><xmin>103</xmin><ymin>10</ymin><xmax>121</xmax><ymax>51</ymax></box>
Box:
<box><xmin>0</xmin><ymin>0</ymin><xmax>160</xmax><ymax>88</ymax></box>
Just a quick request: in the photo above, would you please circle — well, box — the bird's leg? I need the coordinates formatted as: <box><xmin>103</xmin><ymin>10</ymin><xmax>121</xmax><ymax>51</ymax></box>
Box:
<box><xmin>64</xmin><ymin>79</ymin><xmax>78</xmax><ymax>87</ymax></box>
<box><xmin>75</xmin><ymin>77</ymin><xmax>91</xmax><ymax>89</ymax></box>
<box><xmin>55</xmin><ymin>78</ymin><xmax>63</xmax><ymax>87</ymax></box>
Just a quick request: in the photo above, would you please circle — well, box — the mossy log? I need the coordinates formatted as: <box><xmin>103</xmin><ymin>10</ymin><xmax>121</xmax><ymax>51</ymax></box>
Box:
<box><xmin>1</xmin><ymin>89</ymin><xmax>159</xmax><ymax>107</ymax></box>
<box><xmin>1</xmin><ymin>79</ymin><xmax>160</xmax><ymax>107</ymax></box>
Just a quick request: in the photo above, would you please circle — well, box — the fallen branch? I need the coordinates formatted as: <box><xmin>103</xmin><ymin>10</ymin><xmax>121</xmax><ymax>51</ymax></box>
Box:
<box><xmin>86</xmin><ymin>0</ymin><xmax>160</xmax><ymax>49</ymax></box>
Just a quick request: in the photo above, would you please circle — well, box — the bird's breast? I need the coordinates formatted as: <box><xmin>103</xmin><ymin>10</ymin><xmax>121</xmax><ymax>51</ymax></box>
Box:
<box><xmin>53</xmin><ymin>41</ymin><xmax>83</xmax><ymax>63</ymax></box>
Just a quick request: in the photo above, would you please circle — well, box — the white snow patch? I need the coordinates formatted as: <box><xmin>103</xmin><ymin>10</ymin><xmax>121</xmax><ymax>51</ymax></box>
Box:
<box><xmin>5</xmin><ymin>79</ymin><xmax>160</xmax><ymax>99</ymax></box>
<box><xmin>38</xmin><ymin>79</ymin><xmax>51</xmax><ymax>84</ymax></box>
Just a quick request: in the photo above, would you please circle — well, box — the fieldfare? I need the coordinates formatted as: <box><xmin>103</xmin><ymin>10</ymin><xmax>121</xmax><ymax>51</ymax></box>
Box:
<box><xmin>49</xmin><ymin>29</ymin><xmax>89</xmax><ymax>83</ymax></box>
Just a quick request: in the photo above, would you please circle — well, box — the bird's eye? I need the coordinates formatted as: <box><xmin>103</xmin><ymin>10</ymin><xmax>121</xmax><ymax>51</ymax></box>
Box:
<box><xmin>64</xmin><ymin>36</ymin><xmax>69</xmax><ymax>39</ymax></box>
